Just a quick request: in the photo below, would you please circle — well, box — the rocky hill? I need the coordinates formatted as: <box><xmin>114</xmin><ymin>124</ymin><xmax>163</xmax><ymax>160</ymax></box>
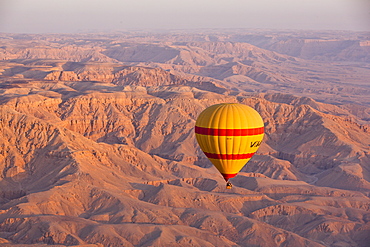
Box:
<box><xmin>0</xmin><ymin>31</ymin><xmax>369</xmax><ymax>246</ymax></box>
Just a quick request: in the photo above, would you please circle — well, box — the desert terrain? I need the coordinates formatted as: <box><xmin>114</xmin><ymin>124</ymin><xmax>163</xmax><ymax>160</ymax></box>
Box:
<box><xmin>0</xmin><ymin>30</ymin><xmax>369</xmax><ymax>246</ymax></box>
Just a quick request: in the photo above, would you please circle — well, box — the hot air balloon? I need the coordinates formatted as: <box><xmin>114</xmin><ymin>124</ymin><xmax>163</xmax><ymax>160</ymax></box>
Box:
<box><xmin>195</xmin><ymin>103</ymin><xmax>264</xmax><ymax>189</ymax></box>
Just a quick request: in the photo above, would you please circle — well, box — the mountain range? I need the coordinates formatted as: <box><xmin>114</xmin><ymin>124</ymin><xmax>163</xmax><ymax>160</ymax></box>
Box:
<box><xmin>0</xmin><ymin>30</ymin><xmax>369</xmax><ymax>246</ymax></box>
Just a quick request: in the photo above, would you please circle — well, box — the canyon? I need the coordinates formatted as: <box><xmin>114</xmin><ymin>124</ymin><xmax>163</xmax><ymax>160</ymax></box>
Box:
<box><xmin>0</xmin><ymin>30</ymin><xmax>369</xmax><ymax>246</ymax></box>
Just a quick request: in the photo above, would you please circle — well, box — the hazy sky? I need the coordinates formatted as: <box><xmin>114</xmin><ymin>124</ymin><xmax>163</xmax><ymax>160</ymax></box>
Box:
<box><xmin>0</xmin><ymin>0</ymin><xmax>369</xmax><ymax>33</ymax></box>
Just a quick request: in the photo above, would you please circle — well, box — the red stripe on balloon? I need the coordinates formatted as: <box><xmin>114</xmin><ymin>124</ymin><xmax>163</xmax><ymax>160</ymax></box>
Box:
<box><xmin>195</xmin><ymin>126</ymin><xmax>264</xmax><ymax>136</ymax></box>
<box><xmin>221</xmin><ymin>173</ymin><xmax>237</xmax><ymax>181</ymax></box>
<box><xmin>203</xmin><ymin>152</ymin><xmax>255</xmax><ymax>160</ymax></box>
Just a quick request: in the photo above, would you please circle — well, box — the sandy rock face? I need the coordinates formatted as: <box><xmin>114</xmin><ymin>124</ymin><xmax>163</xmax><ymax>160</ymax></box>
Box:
<box><xmin>0</xmin><ymin>32</ymin><xmax>369</xmax><ymax>246</ymax></box>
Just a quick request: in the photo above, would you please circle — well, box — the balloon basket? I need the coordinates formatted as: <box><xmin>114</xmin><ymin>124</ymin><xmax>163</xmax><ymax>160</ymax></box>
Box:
<box><xmin>226</xmin><ymin>182</ymin><xmax>233</xmax><ymax>189</ymax></box>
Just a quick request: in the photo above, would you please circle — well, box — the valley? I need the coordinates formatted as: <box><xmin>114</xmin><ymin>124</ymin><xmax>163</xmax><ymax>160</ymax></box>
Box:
<box><xmin>0</xmin><ymin>30</ymin><xmax>369</xmax><ymax>246</ymax></box>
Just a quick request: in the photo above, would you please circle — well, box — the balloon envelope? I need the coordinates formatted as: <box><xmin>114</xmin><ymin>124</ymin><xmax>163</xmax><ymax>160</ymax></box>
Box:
<box><xmin>195</xmin><ymin>103</ymin><xmax>264</xmax><ymax>181</ymax></box>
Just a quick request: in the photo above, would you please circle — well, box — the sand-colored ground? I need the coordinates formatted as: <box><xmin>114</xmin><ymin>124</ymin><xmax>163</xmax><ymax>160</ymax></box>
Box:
<box><xmin>0</xmin><ymin>31</ymin><xmax>369</xmax><ymax>246</ymax></box>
